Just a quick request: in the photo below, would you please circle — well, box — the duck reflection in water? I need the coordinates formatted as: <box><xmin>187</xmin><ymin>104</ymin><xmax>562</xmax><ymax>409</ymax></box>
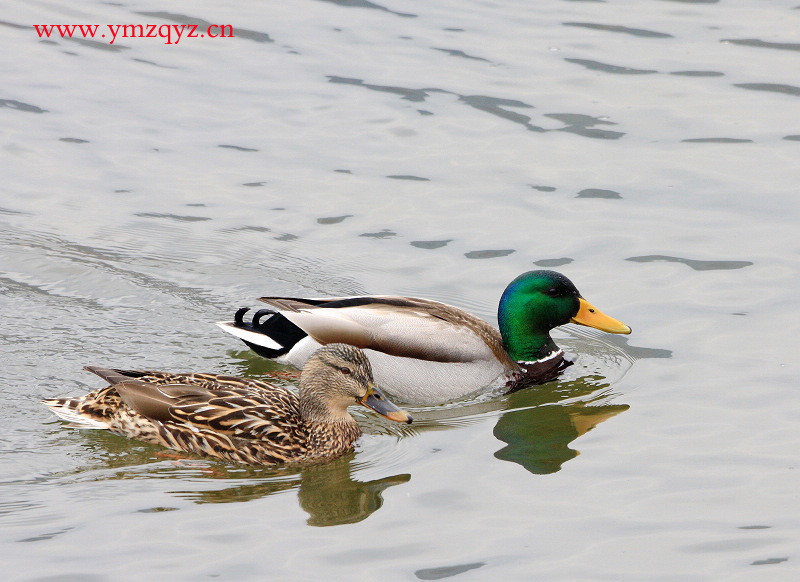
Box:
<box><xmin>493</xmin><ymin>379</ymin><xmax>628</xmax><ymax>474</ymax></box>
<box><xmin>65</xmin><ymin>429</ymin><xmax>410</xmax><ymax>527</ymax></box>
<box><xmin>171</xmin><ymin>454</ymin><xmax>410</xmax><ymax>527</ymax></box>
<box><xmin>491</xmin><ymin>334</ymin><xmax>670</xmax><ymax>474</ymax></box>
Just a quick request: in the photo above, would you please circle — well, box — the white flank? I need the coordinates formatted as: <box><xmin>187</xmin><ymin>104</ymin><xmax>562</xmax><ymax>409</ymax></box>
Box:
<box><xmin>216</xmin><ymin>321</ymin><xmax>283</xmax><ymax>350</ymax></box>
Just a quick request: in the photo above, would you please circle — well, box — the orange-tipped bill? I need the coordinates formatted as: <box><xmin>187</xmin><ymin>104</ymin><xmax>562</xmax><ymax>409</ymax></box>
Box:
<box><xmin>359</xmin><ymin>384</ymin><xmax>413</xmax><ymax>424</ymax></box>
<box><xmin>571</xmin><ymin>298</ymin><xmax>631</xmax><ymax>334</ymax></box>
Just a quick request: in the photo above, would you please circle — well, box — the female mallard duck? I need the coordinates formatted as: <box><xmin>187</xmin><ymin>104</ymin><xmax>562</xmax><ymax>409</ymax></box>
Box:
<box><xmin>217</xmin><ymin>270</ymin><xmax>631</xmax><ymax>405</ymax></box>
<box><xmin>42</xmin><ymin>344</ymin><xmax>411</xmax><ymax>465</ymax></box>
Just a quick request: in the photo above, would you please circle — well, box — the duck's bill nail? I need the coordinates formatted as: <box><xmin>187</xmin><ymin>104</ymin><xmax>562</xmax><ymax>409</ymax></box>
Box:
<box><xmin>570</xmin><ymin>298</ymin><xmax>631</xmax><ymax>334</ymax></box>
<box><xmin>360</xmin><ymin>385</ymin><xmax>413</xmax><ymax>424</ymax></box>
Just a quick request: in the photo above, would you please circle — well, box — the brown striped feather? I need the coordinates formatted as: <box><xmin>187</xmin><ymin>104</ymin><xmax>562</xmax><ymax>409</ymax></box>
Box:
<box><xmin>43</xmin><ymin>370</ymin><xmax>362</xmax><ymax>465</ymax></box>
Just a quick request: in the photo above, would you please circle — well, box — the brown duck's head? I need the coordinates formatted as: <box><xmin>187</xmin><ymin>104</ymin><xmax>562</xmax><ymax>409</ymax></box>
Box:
<box><xmin>300</xmin><ymin>344</ymin><xmax>412</xmax><ymax>424</ymax></box>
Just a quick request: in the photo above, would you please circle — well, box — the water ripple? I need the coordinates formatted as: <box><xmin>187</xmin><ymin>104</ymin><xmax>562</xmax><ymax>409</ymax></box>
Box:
<box><xmin>316</xmin><ymin>0</ymin><xmax>417</xmax><ymax>18</ymax></box>
<box><xmin>135</xmin><ymin>11</ymin><xmax>274</xmax><ymax>43</ymax></box>
<box><xmin>328</xmin><ymin>76</ymin><xmax>625</xmax><ymax>138</ymax></box>
<box><xmin>546</xmin><ymin>113</ymin><xmax>625</xmax><ymax>139</ymax></box>
<box><xmin>416</xmin><ymin>562</ymin><xmax>486</xmax><ymax>580</ymax></box>
<box><xmin>533</xmin><ymin>257</ymin><xmax>573</xmax><ymax>267</ymax></box>
<box><xmin>410</xmin><ymin>240</ymin><xmax>452</xmax><ymax>250</ymax></box>
<box><xmin>670</xmin><ymin>70</ymin><xmax>724</xmax><ymax>77</ymax></box>
<box><xmin>565</xmin><ymin>58</ymin><xmax>658</xmax><ymax>75</ymax></box>
<box><xmin>734</xmin><ymin>83</ymin><xmax>800</xmax><ymax>98</ymax></box>
<box><xmin>564</xmin><ymin>22</ymin><xmax>673</xmax><ymax>38</ymax></box>
<box><xmin>626</xmin><ymin>254</ymin><xmax>753</xmax><ymax>270</ymax></box>
<box><xmin>682</xmin><ymin>138</ymin><xmax>753</xmax><ymax>143</ymax></box>
<box><xmin>577</xmin><ymin>188</ymin><xmax>622</xmax><ymax>199</ymax></box>
<box><xmin>66</xmin><ymin>37</ymin><xmax>130</xmax><ymax>52</ymax></box>
<box><xmin>432</xmin><ymin>48</ymin><xmax>491</xmax><ymax>63</ymax></box>
<box><xmin>0</xmin><ymin>19</ymin><xmax>28</xmax><ymax>30</ymax></box>
<box><xmin>134</xmin><ymin>212</ymin><xmax>211</xmax><ymax>222</ymax></box>
<box><xmin>0</xmin><ymin>99</ymin><xmax>47</xmax><ymax>114</ymax></box>
<box><xmin>317</xmin><ymin>215</ymin><xmax>352</xmax><ymax>224</ymax></box>
<box><xmin>386</xmin><ymin>175</ymin><xmax>430</xmax><ymax>181</ymax></box>
<box><xmin>464</xmin><ymin>249</ymin><xmax>515</xmax><ymax>259</ymax></box>
<box><xmin>722</xmin><ymin>38</ymin><xmax>800</xmax><ymax>52</ymax></box>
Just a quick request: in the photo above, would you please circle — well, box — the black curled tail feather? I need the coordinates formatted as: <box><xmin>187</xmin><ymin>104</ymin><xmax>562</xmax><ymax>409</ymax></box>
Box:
<box><xmin>234</xmin><ymin>307</ymin><xmax>307</xmax><ymax>359</ymax></box>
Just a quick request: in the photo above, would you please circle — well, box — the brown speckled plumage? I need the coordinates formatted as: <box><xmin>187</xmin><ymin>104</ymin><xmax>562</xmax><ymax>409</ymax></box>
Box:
<box><xmin>43</xmin><ymin>344</ymin><xmax>409</xmax><ymax>465</ymax></box>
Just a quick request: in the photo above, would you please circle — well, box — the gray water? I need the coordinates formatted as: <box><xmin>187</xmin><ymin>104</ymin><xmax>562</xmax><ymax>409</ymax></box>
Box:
<box><xmin>2</xmin><ymin>0</ymin><xmax>799</xmax><ymax>580</ymax></box>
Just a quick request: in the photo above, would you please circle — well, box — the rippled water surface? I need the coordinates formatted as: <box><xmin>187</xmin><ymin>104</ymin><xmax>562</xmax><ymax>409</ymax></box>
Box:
<box><xmin>2</xmin><ymin>0</ymin><xmax>799</xmax><ymax>580</ymax></box>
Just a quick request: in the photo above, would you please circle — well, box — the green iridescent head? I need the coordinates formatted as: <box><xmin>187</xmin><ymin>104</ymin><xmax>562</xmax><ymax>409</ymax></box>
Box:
<box><xmin>497</xmin><ymin>270</ymin><xmax>630</xmax><ymax>362</ymax></box>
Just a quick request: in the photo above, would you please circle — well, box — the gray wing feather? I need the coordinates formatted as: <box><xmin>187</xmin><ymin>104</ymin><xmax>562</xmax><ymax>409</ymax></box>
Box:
<box><xmin>261</xmin><ymin>296</ymin><xmax>509</xmax><ymax>365</ymax></box>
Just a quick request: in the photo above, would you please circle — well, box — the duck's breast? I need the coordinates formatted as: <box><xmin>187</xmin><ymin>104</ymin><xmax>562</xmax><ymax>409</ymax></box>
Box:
<box><xmin>364</xmin><ymin>350</ymin><xmax>508</xmax><ymax>405</ymax></box>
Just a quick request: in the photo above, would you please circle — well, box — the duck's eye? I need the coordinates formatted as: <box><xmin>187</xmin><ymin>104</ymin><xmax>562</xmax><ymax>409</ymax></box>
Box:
<box><xmin>545</xmin><ymin>287</ymin><xmax>560</xmax><ymax>297</ymax></box>
<box><xmin>340</xmin><ymin>367</ymin><xmax>351</xmax><ymax>375</ymax></box>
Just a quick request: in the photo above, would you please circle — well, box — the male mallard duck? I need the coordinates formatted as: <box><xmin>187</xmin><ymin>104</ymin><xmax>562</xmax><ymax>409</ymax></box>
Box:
<box><xmin>217</xmin><ymin>270</ymin><xmax>631</xmax><ymax>405</ymax></box>
<box><xmin>42</xmin><ymin>344</ymin><xmax>411</xmax><ymax>465</ymax></box>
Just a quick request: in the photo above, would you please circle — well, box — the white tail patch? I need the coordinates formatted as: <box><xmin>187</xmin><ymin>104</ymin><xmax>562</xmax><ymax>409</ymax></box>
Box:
<box><xmin>216</xmin><ymin>321</ymin><xmax>283</xmax><ymax>350</ymax></box>
<box><xmin>42</xmin><ymin>401</ymin><xmax>108</xmax><ymax>429</ymax></box>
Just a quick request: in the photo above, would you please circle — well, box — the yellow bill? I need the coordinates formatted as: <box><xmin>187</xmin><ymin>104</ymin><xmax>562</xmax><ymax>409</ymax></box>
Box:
<box><xmin>571</xmin><ymin>298</ymin><xmax>631</xmax><ymax>334</ymax></box>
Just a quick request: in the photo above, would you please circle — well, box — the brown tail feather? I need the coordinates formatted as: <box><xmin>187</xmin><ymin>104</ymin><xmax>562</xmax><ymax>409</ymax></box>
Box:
<box><xmin>83</xmin><ymin>366</ymin><xmax>133</xmax><ymax>385</ymax></box>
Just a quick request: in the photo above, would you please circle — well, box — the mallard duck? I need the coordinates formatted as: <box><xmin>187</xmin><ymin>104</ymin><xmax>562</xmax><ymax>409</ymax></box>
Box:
<box><xmin>217</xmin><ymin>270</ymin><xmax>631</xmax><ymax>405</ymax></box>
<box><xmin>42</xmin><ymin>344</ymin><xmax>411</xmax><ymax>465</ymax></box>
